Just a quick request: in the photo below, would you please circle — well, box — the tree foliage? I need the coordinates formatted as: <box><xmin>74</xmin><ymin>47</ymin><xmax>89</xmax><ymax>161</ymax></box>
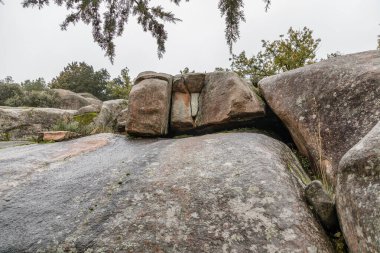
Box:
<box><xmin>326</xmin><ymin>51</ymin><xmax>342</xmax><ymax>59</ymax></box>
<box><xmin>0</xmin><ymin>77</ymin><xmax>22</xmax><ymax>105</ymax></box>
<box><xmin>22</xmin><ymin>0</ymin><xmax>271</xmax><ymax>61</ymax></box>
<box><xmin>179</xmin><ymin>67</ymin><xmax>195</xmax><ymax>74</ymax></box>
<box><xmin>49</xmin><ymin>62</ymin><xmax>110</xmax><ymax>100</ymax></box>
<box><xmin>106</xmin><ymin>67</ymin><xmax>132</xmax><ymax>99</ymax></box>
<box><xmin>0</xmin><ymin>77</ymin><xmax>59</xmax><ymax>107</ymax></box>
<box><xmin>214</xmin><ymin>67</ymin><xmax>230</xmax><ymax>72</ymax></box>
<box><xmin>5</xmin><ymin>90</ymin><xmax>60</xmax><ymax>108</ymax></box>
<box><xmin>0</xmin><ymin>63</ymin><xmax>131</xmax><ymax>107</ymax></box>
<box><xmin>231</xmin><ymin>26</ymin><xmax>321</xmax><ymax>84</ymax></box>
<box><xmin>21</xmin><ymin>78</ymin><xmax>47</xmax><ymax>91</ymax></box>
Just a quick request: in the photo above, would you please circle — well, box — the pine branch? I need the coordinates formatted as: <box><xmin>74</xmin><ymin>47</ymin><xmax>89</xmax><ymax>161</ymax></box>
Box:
<box><xmin>21</xmin><ymin>0</ymin><xmax>272</xmax><ymax>61</ymax></box>
<box><xmin>218</xmin><ymin>0</ymin><xmax>246</xmax><ymax>53</ymax></box>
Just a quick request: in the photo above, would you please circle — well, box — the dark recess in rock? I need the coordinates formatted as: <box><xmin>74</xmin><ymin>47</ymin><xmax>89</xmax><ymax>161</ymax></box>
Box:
<box><xmin>305</xmin><ymin>180</ymin><xmax>339</xmax><ymax>232</ymax></box>
<box><xmin>168</xmin><ymin>101</ymin><xmax>296</xmax><ymax>147</ymax></box>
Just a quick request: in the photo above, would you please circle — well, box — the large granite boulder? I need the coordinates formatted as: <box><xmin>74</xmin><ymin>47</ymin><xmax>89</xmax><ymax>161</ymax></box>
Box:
<box><xmin>336</xmin><ymin>121</ymin><xmax>380</xmax><ymax>252</ymax></box>
<box><xmin>126</xmin><ymin>72</ymin><xmax>173</xmax><ymax>136</ymax></box>
<box><xmin>0</xmin><ymin>133</ymin><xmax>334</xmax><ymax>252</ymax></box>
<box><xmin>53</xmin><ymin>89</ymin><xmax>102</xmax><ymax>110</ymax></box>
<box><xmin>171</xmin><ymin>72</ymin><xmax>266</xmax><ymax>133</ymax></box>
<box><xmin>94</xmin><ymin>99</ymin><xmax>128</xmax><ymax>130</ymax></box>
<box><xmin>196</xmin><ymin>72</ymin><xmax>265</xmax><ymax>128</ymax></box>
<box><xmin>259</xmin><ymin>51</ymin><xmax>380</xmax><ymax>184</ymax></box>
<box><xmin>0</xmin><ymin>107</ymin><xmax>76</xmax><ymax>140</ymax></box>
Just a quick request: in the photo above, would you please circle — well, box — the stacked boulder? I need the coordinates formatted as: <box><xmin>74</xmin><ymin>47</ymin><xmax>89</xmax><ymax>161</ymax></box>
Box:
<box><xmin>126</xmin><ymin>71</ymin><xmax>265</xmax><ymax>136</ymax></box>
<box><xmin>126</xmin><ymin>71</ymin><xmax>173</xmax><ymax>136</ymax></box>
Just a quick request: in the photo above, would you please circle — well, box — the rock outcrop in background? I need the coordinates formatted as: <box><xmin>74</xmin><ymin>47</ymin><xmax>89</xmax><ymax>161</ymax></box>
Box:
<box><xmin>0</xmin><ymin>93</ymin><xmax>127</xmax><ymax>140</ymax></box>
<box><xmin>94</xmin><ymin>99</ymin><xmax>128</xmax><ymax>130</ymax></box>
<box><xmin>53</xmin><ymin>89</ymin><xmax>103</xmax><ymax>110</ymax></box>
<box><xmin>0</xmin><ymin>107</ymin><xmax>76</xmax><ymax>140</ymax></box>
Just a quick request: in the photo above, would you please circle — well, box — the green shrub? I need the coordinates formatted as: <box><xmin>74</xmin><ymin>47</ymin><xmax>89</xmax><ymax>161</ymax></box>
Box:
<box><xmin>0</xmin><ymin>132</ymin><xmax>11</xmax><ymax>141</ymax></box>
<box><xmin>51</xmin><ymin>120</ymin><xmax>96</xmax><ymax>135</ymax></box>
<box><xmin>51</xmin><ymin>121</ymin><xmax>81</xmax><ymax>133</ymax></box>
<box><xmin>0</xmin><ymin>83</ymin><xmax>22</xmax><ymax>105</ymax></box>
<box><xmin>4</xmin><ymin>90</ymin><xmax>60</xmax><ymax>108</ymax></box>
<box><xmin>51</xmin><ymin>112</ymin><xmax>99</xmax><ymax>136</ymax></box>
<box><xmin>21</xmin><ymin>78</ymin><xmax>47</xmax><ymax>91</ymax></box>
<box><xmin>292</xmin><ymin>149</ymin><xmax>313</xmax><ymax>175</ymax></box>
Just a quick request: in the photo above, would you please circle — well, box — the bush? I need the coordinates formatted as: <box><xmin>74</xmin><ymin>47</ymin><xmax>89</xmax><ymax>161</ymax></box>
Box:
<box><xmin>4</xmin><ymin>90</ymin><xmax>60</xmax><ymax>108</ymax></box>
<box><xmin>21</xmin><ymin>78</ymin><xmax>47</xmax><ymax>91</ymax></box>
<box><xmin>0</xmin><ymin>83</ymin><xmax>22</xmax><ymax>105</ymax></box>
<box><xmin>230</xmin><ymin>27</ymin><xmax>321</xmax><ymax>85</ymax></box>
<box><xmin>51</xmin><ymin>119</ymin><xmax>97</xmax><ymax>135</ymax></box>
<box><xmin>51</xmin><ymin>112</ymin><xmax>98</xmax><ymax>135</ymax></box>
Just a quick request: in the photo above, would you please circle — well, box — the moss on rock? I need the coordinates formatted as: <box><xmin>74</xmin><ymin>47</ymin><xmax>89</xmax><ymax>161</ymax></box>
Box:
<box><xmin>73</xmin><ymin>112</ymin><xmax>98</xmax><ymax>126</ymax></box>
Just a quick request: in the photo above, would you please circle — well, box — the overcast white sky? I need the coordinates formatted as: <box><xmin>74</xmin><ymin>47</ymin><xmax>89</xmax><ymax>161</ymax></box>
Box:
<box><xmin>0</xmin><ymin>0</ymin><xmax>379</xmax><ymax>82</ymax></box>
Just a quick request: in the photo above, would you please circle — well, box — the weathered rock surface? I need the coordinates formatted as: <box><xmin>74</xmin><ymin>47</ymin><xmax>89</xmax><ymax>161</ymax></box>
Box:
<box><xmin>0</xmin><ymin>133</ymin><xmax>334</xmax><ymax>252</ymax></box>
<box><xmin>76</xmin><ymin>104</ymin><xmax>101</xmax><ymax>115</ymax></box>
<box><xmin>0</xmin><ymin>107</ymin><xmax>76</xmax><ymax>140</ymax></box>
<box><xmin>171</xmin><ymin>92</ymin><xmax>194</xmax><ymax>131</ymax></box>
<box><xmin>305</xmin><ymin>180</ymin><xmax>338</xmax><ymax>232</ymax></box>
<box><xmin>77</xmin><ymin>92</ymin><xmax>99</xmax><ymax>100</ymax></box>
<box><xmin>38</xmin><ymin>131</ymin><xmax>80</xmax><ymax>142</ymax></box>
<box><xmin>173</xmin><ymin>74</ymin><xmax>188</xmax><ymax>93</ymax></box>
<box><xmin>170</xmin><ymin>72</ymin><xmax>266</xmax><ymax>133</ymax></box>
<box><xmin>94</xmin><ymin>99</ymin><xmax>128</xmax><ymax>129</ymax></box>
<box><xmin>127</xmin><ymin>73</ymin><xmax>173</xmax><ymax>136</ymax></box>
<box><xmin>134</xmin><ymin>71</ymin><xmax>172</xmax><ymax>85</ymax></box>
<box><xmin>196</xmin><ymin>72</ymin><xmax>265</xmax><ymax>128</ymax></box>
<box><xmin>259</xmin><ymin>50</ymin><xmax>380</xmax><ymax>184</ymax></box>
<box><xmin>336</xmin><ymin>121</ymin><xmax>380</xmax><ymax>252</ymax></box>
<box><xmin>53</xmin><ymin>89</ymin><xmax>102</xmax><ymax>110</ymax></box>
<box><xmin>0</xmin><ymin>141</ymin><xmax>35</xmax><ymax>149</ymax></box>
<box><xmin>183</xmin><ymin>73</ymin><xmax>206</xmax><ymax>93</ymax></box>
<box><xmin>115</xmin><ymin>108</ymin><xmax>129</xmax><ymax>133</ymax></box>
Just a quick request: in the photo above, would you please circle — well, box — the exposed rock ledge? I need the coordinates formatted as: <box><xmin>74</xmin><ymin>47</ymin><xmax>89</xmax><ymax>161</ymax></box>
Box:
<box><xmin>0</xmin><ymin>133</ymin><xmax>333</xmax><ymax>252</ymax></box>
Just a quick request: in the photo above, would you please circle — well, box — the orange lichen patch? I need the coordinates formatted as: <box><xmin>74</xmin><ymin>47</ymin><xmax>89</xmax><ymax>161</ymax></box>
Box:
<box><xmin>0</xmin><ymin>136</ymin><xmax>111</xmax><ymax>196</ymax></box>
<box><xmin>52</xmin><ymin>138</ymin><xmax>110</xmax><ymax>161</ymax></box>
<box><xmin>40</xmin><ymin>131</ymin><xmax>80</xmax><ymax>142</ymax></box>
